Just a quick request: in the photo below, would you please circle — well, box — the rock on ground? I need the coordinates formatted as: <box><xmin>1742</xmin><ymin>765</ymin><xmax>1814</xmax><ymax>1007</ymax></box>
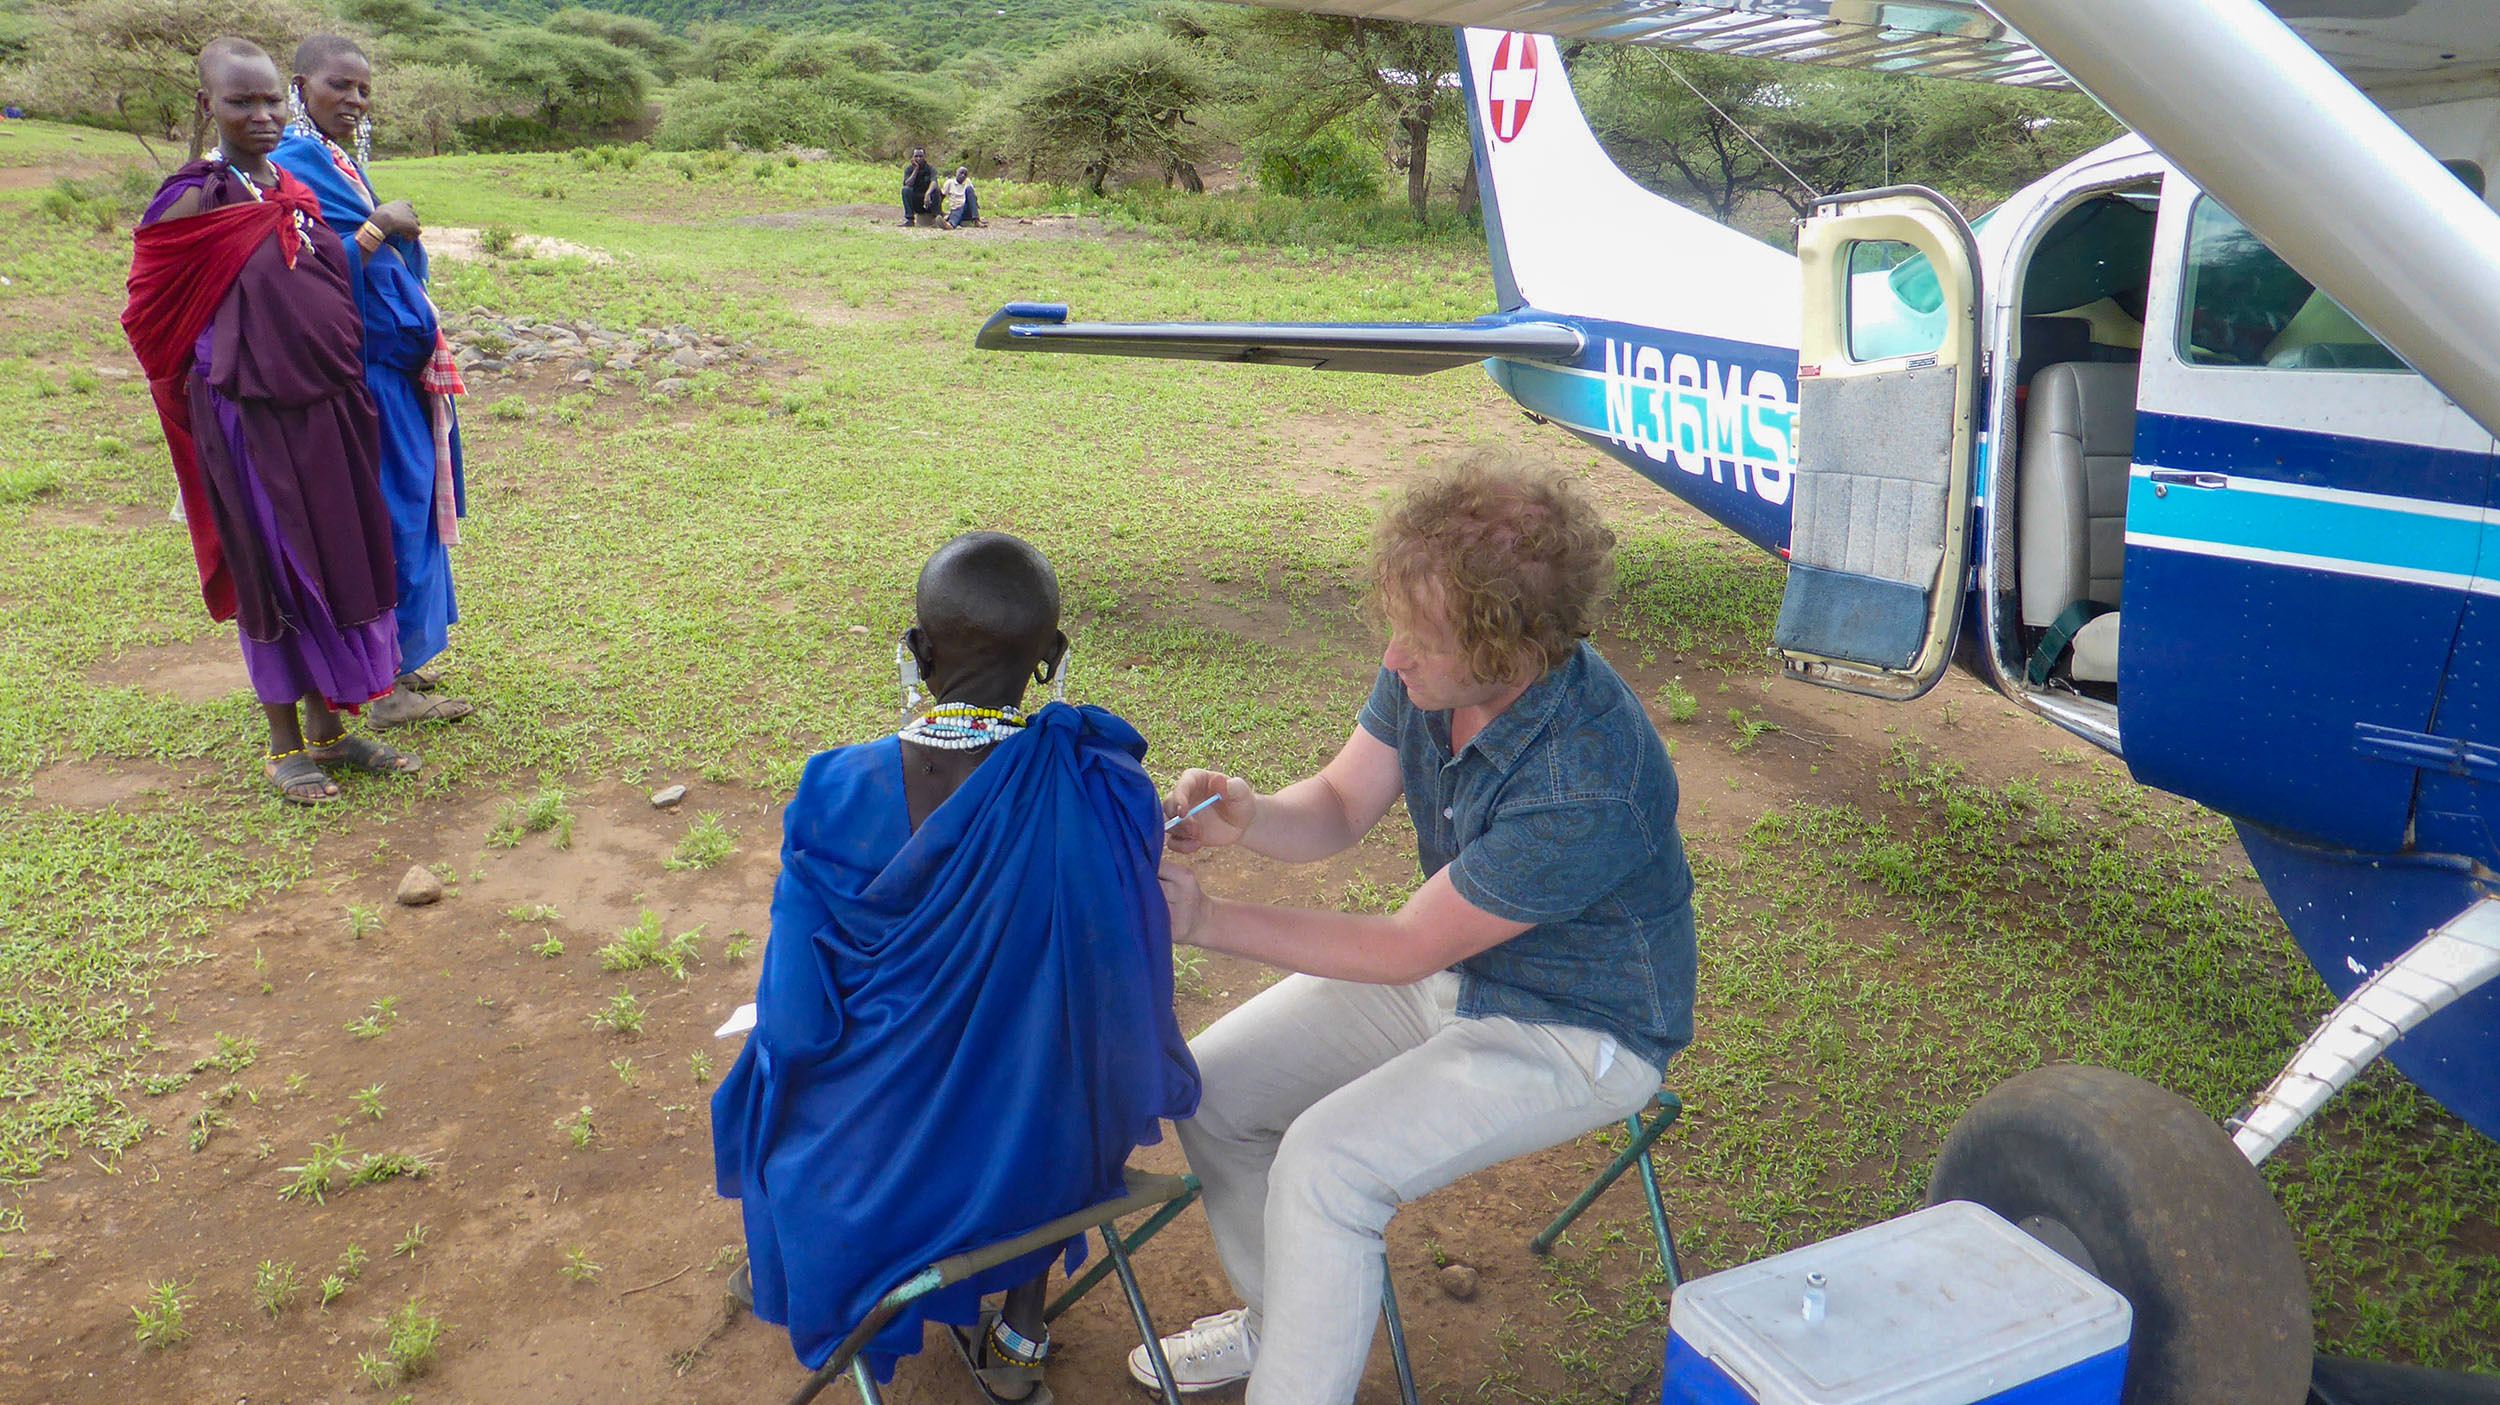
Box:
<box><xmin>1437</xmin><ymin>1263</ymin><xmax>1480</xmax><ymax>1301</ymax></box>
<box><xmin>395</xmin><ymin>865</ymin><xmax>444</xmax><ymax>907</ymax></box>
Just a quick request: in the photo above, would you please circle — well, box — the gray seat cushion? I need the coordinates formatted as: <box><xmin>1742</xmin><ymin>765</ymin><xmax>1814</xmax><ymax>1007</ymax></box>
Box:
<box><xmin>2019</xmin><ymin>361</ymin><xmax>2140</xmax><ymax>630</ymax></box>
<box><xmin>2071</xmin><ymin>611</ymin><xmax>2121</xmax><ymax>683</ymax></box>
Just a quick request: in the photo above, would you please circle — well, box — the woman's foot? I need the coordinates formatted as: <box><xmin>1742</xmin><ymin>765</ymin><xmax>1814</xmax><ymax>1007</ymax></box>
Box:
<box><xmin>950</xmin><ymin>1311</ymin><xmax>1049</xmax><ymax>1405</ymax></box>
<box><xmin>305</xmin><ymin>734</ymin><xmax>423</xmax><ymax>776</ymax></box>
<box><xmin>369</xmin><ymin>688</ymin><xmax>474</xmax><ymax>730</ymax></box>
<box><xmin>396</xmin><ymin>667</ymin><xmax>444</xmax><ymax>693</ymax></box>
<box><xmin>265</xmin><ymin>750</ymin><xmax>340</xmax><ymax>804</ymax></box>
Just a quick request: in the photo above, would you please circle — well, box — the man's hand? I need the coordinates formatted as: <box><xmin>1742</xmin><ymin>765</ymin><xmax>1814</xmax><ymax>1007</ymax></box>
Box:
<box><xmin>372</xmin><ymin>199</ymin><xmax>420</xmax><ymax>241</ymax></box>
<box><xmin>1164</xmin><ymin>770</ymin><xmax>1255</xmax><ymax>854</ymax></box>
<box><xmin>1158</xmin><ymin>856</ymin><xmax>1209</xmax><ymax>943</ymax></box>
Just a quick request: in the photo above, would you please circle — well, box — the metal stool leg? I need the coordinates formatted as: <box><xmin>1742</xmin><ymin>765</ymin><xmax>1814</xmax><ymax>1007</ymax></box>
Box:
<box><xmin>1106</xmin><ymin>1224</ymin><xmax>1185</xmax><ymax>1405</ymax></box>
<box><xmin>849</xmin><ymin>1357</ymin><xmax>882</xmax><ymax>1404</ymax></box>
<box><xmin>1530</xmin><ymin>1093</ymin><xmax>1683</xmax><ymax>1277</ymax></box>
<box><xmin>1380</xmin><ymin>1259</ymin><xmax>1420</xmax><ymax>1405</ymax></box>
<box><xmin>1634</xmin><ymin>1129</ymin><xmax>1683</xmax><ymax>1288</ymax></box>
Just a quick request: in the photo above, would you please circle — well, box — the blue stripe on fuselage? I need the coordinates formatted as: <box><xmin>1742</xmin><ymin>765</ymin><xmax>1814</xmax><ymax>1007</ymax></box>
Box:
<box><xmin>2127</xmin><ymin>475</ymin><xmax>2495</xmax><ymax>586</ymax></box>
<box><xmin>2139</xmin><ymin>411</ymin><xmax>2491</xmax><ymax>507</ymax></box>
<box><xmin>1484</xmin><ymin>313</ymin><xmax>1798</xmax><ymax>553</ymax></box>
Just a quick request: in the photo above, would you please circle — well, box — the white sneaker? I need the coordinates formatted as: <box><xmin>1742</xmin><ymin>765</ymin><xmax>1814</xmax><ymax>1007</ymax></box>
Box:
<box><xmin>1127</xmin><ymin>1307</ymin><xmax>1257</xmax><ymax>1393</ymax></box>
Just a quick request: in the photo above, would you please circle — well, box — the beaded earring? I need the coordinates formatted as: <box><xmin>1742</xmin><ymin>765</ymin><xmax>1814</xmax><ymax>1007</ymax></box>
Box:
<box><xmin>1044</xmin><ymin>650</ymin><xmax>1069</xmax><ymax>705</ymax></box>
<box><xmin>896</xmin><ymin>638</ymin><xmax>926</xmax><ymax>712</ymax></box>
<box><xmin>287</xmin><ymin>83</ymin><xmax>309</xmax><ymax>132</ymax></box>
<box><xmin>354</xmin><ymin>115</ymin><xmax>373</xmax><ymax>168</ymax></box>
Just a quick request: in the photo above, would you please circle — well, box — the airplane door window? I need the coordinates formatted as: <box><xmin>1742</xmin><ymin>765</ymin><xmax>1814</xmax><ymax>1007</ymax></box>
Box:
<box><xmin>1845</xmin><ymin>239</ymin><xmax>1947</xmax><ymax>363</ymax></box>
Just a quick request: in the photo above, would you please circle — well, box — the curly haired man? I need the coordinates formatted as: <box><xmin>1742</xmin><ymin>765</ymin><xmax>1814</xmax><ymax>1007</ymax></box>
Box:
<box><xmin>1149</xmin><ymin>450</ymin><xmax>1696</xmax><ymax>1403</ymax></box>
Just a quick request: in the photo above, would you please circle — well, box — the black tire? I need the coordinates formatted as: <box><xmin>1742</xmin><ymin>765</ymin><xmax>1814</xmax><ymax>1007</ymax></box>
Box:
<box><xmin>1926</xmin><ymin>1065</ymin><xmax>2311</xmax><ymax>1405</ymax></box>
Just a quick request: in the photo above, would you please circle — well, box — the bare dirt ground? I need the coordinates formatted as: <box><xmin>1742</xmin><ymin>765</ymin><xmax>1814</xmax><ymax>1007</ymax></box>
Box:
<box><xmin>425</xmin><ymin>227</ymin><xmax>615</xmax><ymax>265</ymax></box>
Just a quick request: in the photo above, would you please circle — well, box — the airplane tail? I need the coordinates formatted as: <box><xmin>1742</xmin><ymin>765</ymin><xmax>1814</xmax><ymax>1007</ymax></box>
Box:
<box><xmin>973</xmin><ymin>29</ymin><xmax>1799</xmax><ymax>373</ymax></box>
<box><xmin>1456</xmin><ymin>28</ymin><xmax>1798</xmax><ymax>348</ymax></box>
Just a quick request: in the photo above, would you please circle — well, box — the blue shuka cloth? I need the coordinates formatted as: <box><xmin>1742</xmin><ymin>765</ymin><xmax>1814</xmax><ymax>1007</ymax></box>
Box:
<box><xmin>270</xmin><ymin>133</ymin><xmax>463</xmax><ymax>673</ymax></box>
<box><xmin>712</xmin><ymin>704</ymin><xmax>1202</xmax><ymax>1379</ymax></box>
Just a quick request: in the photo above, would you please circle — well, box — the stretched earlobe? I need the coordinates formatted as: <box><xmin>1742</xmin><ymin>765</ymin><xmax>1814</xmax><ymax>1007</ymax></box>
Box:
<box><xmin>1042</xmin><ymin>634</ymin><xmax>1071</xmax><ymax>705</ymax></box>
<box><xmin>896</xmin><ymin>633</ymin><xmax>927</xmax><ymax>712</ymax></box>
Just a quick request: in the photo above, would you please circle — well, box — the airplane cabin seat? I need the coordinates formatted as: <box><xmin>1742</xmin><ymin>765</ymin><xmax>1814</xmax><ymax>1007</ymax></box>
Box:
<box><xmin>2018</xmin><ymin>362</ymin><xmax>2140</xmax><ymax>685</ymax></box>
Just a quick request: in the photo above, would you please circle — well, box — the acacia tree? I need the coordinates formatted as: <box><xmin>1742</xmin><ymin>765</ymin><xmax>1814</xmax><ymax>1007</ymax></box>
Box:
<box><xmin>1222</xmin><ymin>13</ymin><xmax>1457</xmax><ymax>221</ymax></box>
<box><xmin>544</xmin><ymin>7</ymin><xmax>689</xmax><ymax>83</ymax></box>
<box><xmin>1581</xmin><ymin>48</ymin><xmax>1797</xmax><ymax>224</ymax></box>
<box><xmin>381</xmin><ymin>60</ymin><xmax>495</xmax><ymax>156</ymax></box>
<box><xmin>480</xmin><ymin>27</ymin><xmax>651</xmax><ymax>137</ymax></box>
<box><xmin>969</xmin><ymin>28</ymin><xmax>1220</xmax><ymax>195</ymax></box>
<box><xmin>14</xmin><ymin>0</ymin><xmax>328</xmax><ymax>161</ymax></box>
<box><xmin>1583</xmin><ymin>47</ymin><xmax>2119</xmax><ymax>227</ymax></box>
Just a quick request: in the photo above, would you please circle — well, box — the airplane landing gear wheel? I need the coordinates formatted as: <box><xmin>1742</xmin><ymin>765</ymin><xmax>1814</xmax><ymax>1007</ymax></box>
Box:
<box><xmin>1926</xmin><ymin>1065</ymin><xmax>2311</xmax><ymax>1405</ymax></box>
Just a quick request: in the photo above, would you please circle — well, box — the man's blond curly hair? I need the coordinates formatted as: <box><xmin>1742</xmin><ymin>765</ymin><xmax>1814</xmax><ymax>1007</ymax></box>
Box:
<box><xmin>1371</xmin><ymin>450</ymin><xmax>1616</xmax><ymax>685</ymax></box>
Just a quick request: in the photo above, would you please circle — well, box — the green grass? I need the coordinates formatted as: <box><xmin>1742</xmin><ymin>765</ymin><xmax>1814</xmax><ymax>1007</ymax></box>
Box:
<box><xmin>590</xmin><ymin>988</ymin><xmax>645</xmax><ymax>1037</ymax></box>
<box><xmin>597</xmin><ymin>910</ymin><xmax>700</xmax><ymax>978</ymax></box>
<box><xmin>1</xmin><ymin>140</ymin><xmax>2491</xmax><ymax>1387</ymax></box>
<box><xmin>129</xmin><ymin>1278</ymin><xmax>189</xmax><ymax>1349</ymax></box>
<box><xmin>0</xmin><ymin>119</ymin><xmax>152</xmax><ymax>170</ymax></box>
<box><xmin>253</xmin><ymin>1259</ymin><xmax>301</xmax><ymax>1319</ymax></box>
<box><xmin>664</xmin><ymin>812</ymin><xmax>734</xmax><ymax>870</ymax></box>
<box><xmin>488</xmin><ymin>785</ymin><xmax>574</xmax><ymax>848</ymax></box>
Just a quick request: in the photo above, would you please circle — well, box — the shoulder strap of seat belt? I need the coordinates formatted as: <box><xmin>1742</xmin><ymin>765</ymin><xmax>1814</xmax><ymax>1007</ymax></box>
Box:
<box><xmin>2025</xmin><ymin>600</ymin><xmax>2115</xmax><ymax>687</ymax></box>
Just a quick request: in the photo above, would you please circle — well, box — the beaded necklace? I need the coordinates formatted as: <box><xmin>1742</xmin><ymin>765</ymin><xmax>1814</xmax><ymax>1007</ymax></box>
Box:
<box><xmin>210</xmin><ymin>151</ymin><xmax>316</xmax><ymax>247</ymax></box>
<box><xmin>898</xmin><ymin>702</ymin><xmax>1029</xmax><ymax>752</ymax></box>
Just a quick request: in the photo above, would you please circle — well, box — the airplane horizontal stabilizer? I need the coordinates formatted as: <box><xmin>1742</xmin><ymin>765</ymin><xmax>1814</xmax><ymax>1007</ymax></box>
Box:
<box><xmin>973</xmin><ymin>302</ymin><xmax>1584</xmax><ymax>375</ymax></box>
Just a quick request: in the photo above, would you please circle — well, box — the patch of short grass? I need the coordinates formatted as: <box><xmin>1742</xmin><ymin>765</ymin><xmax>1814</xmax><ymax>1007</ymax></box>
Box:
<box><xmin>664</xmin><ymin>812</ymin><xmax>734</xmax><ymax>871</ymax></box>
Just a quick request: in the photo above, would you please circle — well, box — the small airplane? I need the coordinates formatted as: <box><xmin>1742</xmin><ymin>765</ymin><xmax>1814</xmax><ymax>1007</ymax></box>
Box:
<box><xmin>976</xmin><ymin>2</ymin><xmax>2500</xmax><ymax>1402</ymax></box>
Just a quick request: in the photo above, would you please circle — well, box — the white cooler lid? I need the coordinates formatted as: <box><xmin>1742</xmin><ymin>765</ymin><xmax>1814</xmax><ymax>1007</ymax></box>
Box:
<box><xmin>1667</xmin><ymin>1201</ymin><xmax>2132</xmax><ymax>1405</ymax></box>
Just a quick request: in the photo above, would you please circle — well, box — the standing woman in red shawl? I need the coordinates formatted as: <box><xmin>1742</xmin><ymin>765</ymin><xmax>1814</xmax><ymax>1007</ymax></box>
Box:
<box><xmin>124</xmin><ymin>39</ymin><xmax>420</xmax><ymax>803</ymax></box>
<box><xmin>272</xmin><ymin>36</ymin><xmax>474</xmax><ymax>730</ymax></box>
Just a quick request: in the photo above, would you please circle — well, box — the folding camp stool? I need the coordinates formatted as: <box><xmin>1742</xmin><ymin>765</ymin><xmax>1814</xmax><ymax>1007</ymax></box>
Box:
<box><xmin>1373</xmin><ymin>1091</ymin><xmax>1688</xmax><ymax>1405</ymax></box>
<box><xmin>1528</xmin><ymin>1088</ymin><xmax>1686</xmax><ymax>1285</ymax></box>
<box><xmin>785</xmin><ymin>1167</ymin><xmax>1202</xmax><ymax>1405</ymax></box>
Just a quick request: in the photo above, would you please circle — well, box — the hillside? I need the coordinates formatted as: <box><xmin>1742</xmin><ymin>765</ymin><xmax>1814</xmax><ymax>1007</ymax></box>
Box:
<box><xmin>446</xmin><ymin>0</ymin><xmax>1150</xmax><ymax>67</ymax></box>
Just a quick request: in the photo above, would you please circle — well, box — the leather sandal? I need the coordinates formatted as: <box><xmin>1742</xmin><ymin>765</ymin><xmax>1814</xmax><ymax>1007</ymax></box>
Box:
<box><xmin>266</xmin><ymin>750</ymin><xmax>339</xmax><ymax>805</ymax></box>
<box><xmin>306</xmin><ymin>734</ymin><xmax>422</xmax><ymax>776</ymax></box>
<box><xmin>947</xmin><ymin>1307</ymin><xmax>1053</xmax><ymax>1405</ymax></box>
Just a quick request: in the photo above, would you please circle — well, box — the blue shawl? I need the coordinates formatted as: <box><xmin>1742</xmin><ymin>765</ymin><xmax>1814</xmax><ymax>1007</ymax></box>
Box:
<box><xmin>712</xmin><ymin>704</ymin><xmax>1202</xmax><ymax>1377</ymax></box>
<box><xmin>269</xmin><ymin>133</ymin><xmax>447</xmax><ymax>379</ymax></box>
<box><xmin>268</xmin><ymin>131</ymin><xmax>466</xmax><ymax>669</ymax></box>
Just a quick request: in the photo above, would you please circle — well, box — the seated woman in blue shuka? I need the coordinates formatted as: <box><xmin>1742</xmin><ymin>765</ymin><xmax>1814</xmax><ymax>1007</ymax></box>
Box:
<box><xmin>712</xmin><ymin>533</ymin><xmax>1201</xmax><ymax>1398</ymax></box>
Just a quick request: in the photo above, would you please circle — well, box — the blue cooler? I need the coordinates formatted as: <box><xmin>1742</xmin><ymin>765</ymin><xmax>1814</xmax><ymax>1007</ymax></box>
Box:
<box><xmin>1661</xmin><ymin>1201</ymin><xmax>2131</xmax><ymax>1405</ymax></box>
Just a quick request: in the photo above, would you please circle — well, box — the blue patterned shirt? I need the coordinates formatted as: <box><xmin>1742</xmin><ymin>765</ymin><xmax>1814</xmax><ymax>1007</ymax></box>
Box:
<box><xmin>1359</xmin><ymin>643</ymin><xmax>1696</xmax><ymax>1071</ymax></box>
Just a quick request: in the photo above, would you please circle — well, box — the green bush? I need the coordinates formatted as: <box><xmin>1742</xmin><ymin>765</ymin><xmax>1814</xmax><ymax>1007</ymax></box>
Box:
<box><xmin>1247</xmin><ymin>123</ymin><xmax>1385</xmax><ymax>203</ymax></box>
<box><xmin>35</xmin><ymin>169</ymin><xmax>156</xmax><ymax>233</ymax></box>
<box><xmin>653</xmin><ymin>79</ymin><xmax>873</xmax><ymax>154</ymax></box>
<box><xmin>1091</xmin><ymin>186</ymin><xmax>1474</xmax><ymax>251</ymax></box>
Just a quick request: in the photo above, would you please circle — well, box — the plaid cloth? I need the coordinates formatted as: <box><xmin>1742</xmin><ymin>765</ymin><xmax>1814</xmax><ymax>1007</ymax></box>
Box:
<box><xmin>421</xmin><ymin>343</ymin><xmax>463</xmax><ymax>547</ymax></box>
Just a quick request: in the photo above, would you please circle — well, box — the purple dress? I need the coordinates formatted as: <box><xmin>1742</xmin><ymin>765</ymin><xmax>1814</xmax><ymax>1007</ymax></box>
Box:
<box><xmin>142</xmin><ymin>163</ymin><xmax>399</xmax><ymax>711</ymax></box>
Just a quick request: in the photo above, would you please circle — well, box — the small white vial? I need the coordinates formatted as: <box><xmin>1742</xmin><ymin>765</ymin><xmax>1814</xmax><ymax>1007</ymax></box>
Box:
<box><xmin>1801</xmin><ymin>1270</ymin><xmax>1828</xmax><ymax>1324</ymax></box>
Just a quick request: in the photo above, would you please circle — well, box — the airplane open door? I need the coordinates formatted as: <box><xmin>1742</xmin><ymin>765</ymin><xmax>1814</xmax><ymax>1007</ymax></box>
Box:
<box><xmin>1774</xmin><ymin>188</ymin><xmax>1983</xmax><ymax>701</ymax></box>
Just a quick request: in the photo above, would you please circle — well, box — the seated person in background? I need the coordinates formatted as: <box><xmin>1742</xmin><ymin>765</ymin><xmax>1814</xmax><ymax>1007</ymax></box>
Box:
<box><xmin>712</xmin><ymin>532</ymin><xmax>1201</xmax><ymax>1399</ymax></box>
<box><xmin>944</xmin><ymin>166</ymin><xmax>979</xmax><ymax>229</ymax></box>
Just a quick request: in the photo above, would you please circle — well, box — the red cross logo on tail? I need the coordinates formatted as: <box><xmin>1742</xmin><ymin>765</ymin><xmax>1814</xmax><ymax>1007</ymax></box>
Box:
<box><xmin>1487</xmin><ymin>32</ymin><xmax>1538</xmax><ymax>143</ymax></box>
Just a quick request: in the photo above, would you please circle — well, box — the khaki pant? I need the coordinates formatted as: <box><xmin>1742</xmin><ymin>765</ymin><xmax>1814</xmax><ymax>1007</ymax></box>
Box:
<box><xmin>1175</xmin><ymin>972</ymin><xmax>1661</xmax><ymax>1405</ymax></box>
